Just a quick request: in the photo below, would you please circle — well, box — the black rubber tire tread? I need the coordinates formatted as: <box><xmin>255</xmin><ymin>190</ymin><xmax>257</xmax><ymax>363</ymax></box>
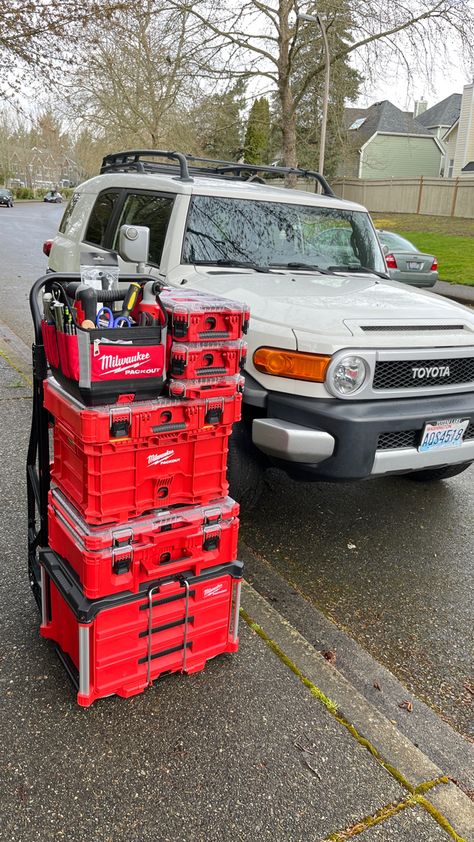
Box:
<box><xmin>227</xmin><ymin>420</ymin><xmax>266</xmax><ymax>511</ymax></box>
<box><xmin>403</xmin><ymin>461</ymin><xmax>472</xmax><ymax>482</ymax></box>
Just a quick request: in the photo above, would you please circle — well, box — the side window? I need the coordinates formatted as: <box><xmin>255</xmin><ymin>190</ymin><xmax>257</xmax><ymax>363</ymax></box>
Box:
<box><xmin>58</xmin><ymin>192</ymin><xmax>80</xmax><ymax>234</ymax></box>
<box><xmin>113</xmin><ymin>192</ymin><xmax>175</xmax><ymax>266</ymax></box>
<box><xmin>85</xmin><ymin>191</ymin><xmax>120</xmax><ymax>246</ymax></box>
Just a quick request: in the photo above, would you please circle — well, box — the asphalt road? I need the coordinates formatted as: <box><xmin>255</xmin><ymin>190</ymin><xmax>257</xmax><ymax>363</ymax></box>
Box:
<box><xmin>1</xmin><ymin>202</ymin><xmax>473</xmax><ymax>741</ymax></box>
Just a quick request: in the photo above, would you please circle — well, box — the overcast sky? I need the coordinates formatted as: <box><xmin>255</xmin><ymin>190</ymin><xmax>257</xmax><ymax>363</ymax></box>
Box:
<box><xmin>352</xmin><ymin>57</ymin><xmax>468</xmax><ymax>112</ymax></box>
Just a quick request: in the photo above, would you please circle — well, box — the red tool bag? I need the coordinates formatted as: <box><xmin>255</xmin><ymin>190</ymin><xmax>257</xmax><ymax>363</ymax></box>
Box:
<box><xmin>40</xmin><ymin>549</ymin><xmax>242</xmax><ymax>707</ymax></box>
<box><xmin>48</xmin><ymin>486</ymin><xmax>240</xmax><ymax>599</ymax></box>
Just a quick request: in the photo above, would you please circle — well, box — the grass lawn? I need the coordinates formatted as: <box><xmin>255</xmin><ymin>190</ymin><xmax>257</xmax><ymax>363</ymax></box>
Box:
<box><xmin>371</xmin><ymin>213</ymin><xmax>474</xmax><ymax>286</ymax></box>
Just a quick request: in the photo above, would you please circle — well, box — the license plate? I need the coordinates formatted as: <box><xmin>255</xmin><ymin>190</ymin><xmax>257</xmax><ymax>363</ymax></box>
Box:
<box><xmin>418</xmin><ymin>418</ymin><xmax>469</xmax><ymax>453</ymax></box>
<box><xmin>407</xmin><ymin>261</ymin><xmax>422</xmax><ymax>270</ymax></box>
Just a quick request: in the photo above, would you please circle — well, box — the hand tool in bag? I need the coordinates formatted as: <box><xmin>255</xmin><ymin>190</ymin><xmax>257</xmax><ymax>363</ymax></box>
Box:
<box><xmin>95</xmin><ymin>307</ymin><xmax>132</xmax><ymax>329</ymax></box>
<box><xmin>136</xmin><ymin>280</ymin><xmax>166</xmax><ymax>325</ymax></box>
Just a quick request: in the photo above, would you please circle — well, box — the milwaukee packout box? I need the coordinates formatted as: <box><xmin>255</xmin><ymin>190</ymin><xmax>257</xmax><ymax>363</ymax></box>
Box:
<box><xmin>41</xmin><ymin>320</ymin><xmax>167</xmax><ymax>406</ymax></box>
<box><xmin>168</xmin><ymin>374</ymin><xmax>245</xmax><ymax>400</ymax></box>
<box><xmin>169</xmin><ymin>340</ymin><xmax>247</xmax><ymax>380</ymax></box>
<box><xmin>160</xmin><ymin>288</ymin><xmax>250</xmax><ymax>343</ymax></box>
<box><xmin>44</xmin><ymin>378</ymin><xmax>241</xmax><ymax>524</ymax></box>
<box><xmin>48</xmin><ymin>486</ymin><xmax>240</xmax><ymax>599</ymax></box>
<box><xmin>40</xmin><ymin>549</ymin><xmax>242</xmax><ymax>707</ymax></box>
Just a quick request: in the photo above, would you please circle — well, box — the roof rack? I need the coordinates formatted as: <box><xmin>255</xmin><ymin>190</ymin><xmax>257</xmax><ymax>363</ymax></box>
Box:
<box><xmin>99</xmin><ymin>150</ymin><xmax>335</xmax><ymax>196</ymax></box>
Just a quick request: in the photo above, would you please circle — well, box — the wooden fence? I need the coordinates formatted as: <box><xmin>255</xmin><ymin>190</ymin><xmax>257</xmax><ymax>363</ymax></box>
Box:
<box><xmin>331</xmin><ymin>176</ymin><xmax>474</xmax><ymax>219</ymax></box>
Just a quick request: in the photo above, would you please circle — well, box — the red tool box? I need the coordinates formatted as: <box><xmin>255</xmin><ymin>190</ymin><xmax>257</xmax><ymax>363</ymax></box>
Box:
<box><xmin>43</xmin><ymin>377</ymin><xmax>242</xmax><ymax>442</ymax></box>
<box><xmin>44</xmin><ymin>377</ymin><xmax>241</xmax><ymax>525</ymax></box>
<box><xmin>40</xmin><ymin>549</ymin><xmax>242</xmax><ymax>707</ymax></box>
<box><xmin>169</xmin><ymin>340</ymin><xmax>247</xmax><ymax>380</ymax></box>
<box><xmin>168</xmin><ymin>374</ymin><xmax>245</xmax><ymax>400</ymax></box>
<box><xmin>160</xmin><ymin>288</ymin><xmax>250</xmax><ymax>342</ymax></box>
<box><xmin>48</xmin><ymin>487</ymin><xmax>240</xmax><ymax>599</ymax></box>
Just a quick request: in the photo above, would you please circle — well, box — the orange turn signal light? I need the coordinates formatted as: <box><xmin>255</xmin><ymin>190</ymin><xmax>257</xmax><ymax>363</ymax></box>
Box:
<box><xmin>253</xmin><ymin>347</ymin><xmax>331</xmax><ymax>382</ymax></box>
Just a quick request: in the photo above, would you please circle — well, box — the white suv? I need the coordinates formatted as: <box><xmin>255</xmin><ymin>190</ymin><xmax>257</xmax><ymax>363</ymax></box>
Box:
<box><xmin>47</xmin><ymin>150</ymin><xmax>474</xmax><ymax>505</ymax></box>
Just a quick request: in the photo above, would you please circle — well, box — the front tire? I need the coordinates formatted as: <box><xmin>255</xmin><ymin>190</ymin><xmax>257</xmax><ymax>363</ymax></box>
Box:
<box><xmin>227</xmin><ymin>420</ymin><xmax>266</xmax><ymax>512</ymax></box>
<box><xmin>403</xmin><ymin>462</ymin><xmax>472</xmax><ymax>482</ymax></box>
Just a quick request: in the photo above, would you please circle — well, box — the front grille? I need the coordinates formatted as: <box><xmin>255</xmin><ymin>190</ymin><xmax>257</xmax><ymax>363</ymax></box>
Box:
<box><xmin>373</xmin><ymin>358</ymin><xmax>474</xmax><ymax>390</ymax></box>
<box><xmin>378</xmin><ymin>421</ymin><xmax>474</xmax><ymax>450</ymax></box>
<box><xmin>377</xmin><ymin>430</ymin><xmax>418</xmax><ymax>450</ymax></box>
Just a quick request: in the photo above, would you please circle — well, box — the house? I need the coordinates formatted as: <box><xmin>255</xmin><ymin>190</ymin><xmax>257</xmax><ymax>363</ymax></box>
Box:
<box><xmin>339</xmin><ymin>100</ymin><xmax>444</xmax><ymax>179</ymax></box>
<box><xmin>414</xmin><ymin>93</ymin><xmax>461</xmax><ymax>141</ymax></box>
<box><xmin>439</xmin><ymin>81</ymin><xmax>474</xmax><ymax>177</ymax></box>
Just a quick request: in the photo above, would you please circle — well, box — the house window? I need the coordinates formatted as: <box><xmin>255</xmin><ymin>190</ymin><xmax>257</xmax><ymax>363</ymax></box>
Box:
<box><xmin>448</xmin><ymin>159</ymin><xmax>454</xmax><ymax>178</ymax></box>
<box><xmin>349</xmin><ymin>117</ymin><xmax>366</xmax><ymax>130</ymax></box>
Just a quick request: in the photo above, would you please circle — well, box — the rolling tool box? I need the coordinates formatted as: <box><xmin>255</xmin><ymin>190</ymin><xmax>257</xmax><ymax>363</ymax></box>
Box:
<box><xmin>48</xmin><ymin>487</ymin><xmax>240</xmax><ymax>599</ymax></box>
<box><xmin>39</xmin><ymin>549</ymin><xmax>242</xmax><ymax>707</ymax></box>
<box><xmin>27</xmin><ymin>273</ymin><xmax>246</xmax><ymax>706</ymax></box>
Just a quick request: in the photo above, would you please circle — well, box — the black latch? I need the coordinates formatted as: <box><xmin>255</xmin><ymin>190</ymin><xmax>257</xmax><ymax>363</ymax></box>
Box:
<box><xmin>205</xmin><ymin>404</ymin><xmax>223</xmax><ymax>425</ymax></box>
<box><xmin>172</xmin><ymin>315</ymin><xmax>188</xmax><ymax>338</ymax></box>
<box><xmin>242</xmin><ymin>318</ymin><xmax>249</xmax><ymax>334</ymax></box>
<box><xmin>171</xmin><ymin>356</ymin><xmax>186</xmax><ymax>375</ymax></box>
<box><xmin>113</xmin><ymin>555</ymin><xmax>132</xmax><ymax>575</ymax></box>
<box><xmin>203</xmin><ymin>532</ymin><xmax>220</xmax><ymax>551</ymax></box>
<box><xmin>110</xmin><ymin>417</ymin><xmax>131</xmax><ymax>438</ymax></box>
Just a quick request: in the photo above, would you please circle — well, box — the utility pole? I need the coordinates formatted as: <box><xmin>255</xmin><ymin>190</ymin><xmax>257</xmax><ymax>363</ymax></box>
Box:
<box><xmin>297</xmin><ymin>11</ymin><xmax>330</xmax><ymax>178</ymax></box>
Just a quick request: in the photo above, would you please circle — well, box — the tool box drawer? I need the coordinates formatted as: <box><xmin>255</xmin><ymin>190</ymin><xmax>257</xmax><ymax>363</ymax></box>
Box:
<box><xmin>169</xmin><ymin>340</ymin><xmax>247</xmax><ymax>380</ymax></box>
<box><xmin>160</xmin><ymin>288</ymin><xmax>249</xmax><ymax>343</ymax></box>
<box><xmin>168</xmin><ymin>374</ymin><xmax>245</xmax><ymax>400</ymax></box>
<box><xmin>42</xmin><ymin>320</ymin><xmax>167</xmax><ymax>406</ymax></box>
<box><xmin>51</xmin><ymin>419</ymin><xmax>232</xmax><ymax>524</ymax></box>
<box><xmin>48</xmin><ymin>487</ymin><xmax>240</xmax><ymax>599</ymax></box>
<box><xmin>43</xmin><ymin>377</ymin><xmax>242</xmax><ymax>443</ymax></box>
<box><xmin>40</xmin><ymin>550</ymin><xmax>242</xmax><ymax>706</ymax></box>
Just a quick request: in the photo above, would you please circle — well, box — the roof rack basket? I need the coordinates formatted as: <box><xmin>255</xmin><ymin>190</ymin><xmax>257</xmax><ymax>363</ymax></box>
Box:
<box><xmin>100</xmin><ymin>150</ymin><xmax>335</xmax><ymax>196</ymax></box>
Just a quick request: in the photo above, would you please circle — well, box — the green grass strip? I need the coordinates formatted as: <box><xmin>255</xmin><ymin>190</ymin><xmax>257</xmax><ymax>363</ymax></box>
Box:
<box><xmin>0</xmin><ymin>347</ymin><xmax>32</xmax><ymax>386</ymax></box>
<box><xmin>240</xmin><ymin>608</ymin><xmax>461</xmax><ymax>839</ymax></box>
<box><xmin>323</xmin><ymin>795</ymin><xmax>415</xmax><ymax>840</ymax></box>
<box><xmin>414</xmin><ymin>795</ymin><xmax>467</xmax><ymax>842</ymax></box>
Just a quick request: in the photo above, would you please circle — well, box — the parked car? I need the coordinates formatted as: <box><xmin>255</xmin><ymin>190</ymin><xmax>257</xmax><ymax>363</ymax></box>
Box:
<box><xmin>46</xmin><ymin>151</ymin><xmax>474</xmax><ymax>507</ymax></box>
<box><xmin>0</xmin><ymin>188</ymin><xmax>13</xmax><ymax>208</ymax></box>
<box><xmin>377</xmin><ymin>230</ymin><xmax>438</xmax><ymax>288</ymax></box>
<box><xmin>44</xmin><ymin>190</ymin><xmax>63</xmax><ymax>204</ymax></box>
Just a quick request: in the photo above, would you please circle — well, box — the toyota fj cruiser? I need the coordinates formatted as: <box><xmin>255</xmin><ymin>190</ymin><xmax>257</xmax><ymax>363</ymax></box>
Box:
<box><xmin>47</xmin><ymin>150</ymin><xmax>474</xmax><ymax>506</ymax></box>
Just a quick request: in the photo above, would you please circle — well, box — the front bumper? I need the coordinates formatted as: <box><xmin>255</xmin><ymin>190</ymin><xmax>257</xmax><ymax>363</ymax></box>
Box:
<box><xmin>252</xmin><ymin>390</ymin><xmax>474</xmax><ymax>480</ymax></box>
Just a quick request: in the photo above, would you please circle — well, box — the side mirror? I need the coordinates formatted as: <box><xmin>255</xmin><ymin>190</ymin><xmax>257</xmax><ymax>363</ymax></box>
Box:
<box><xmin>118</xmin><ymin>225</ymin><xmax>150</xmax><ymax>267</ymax></box>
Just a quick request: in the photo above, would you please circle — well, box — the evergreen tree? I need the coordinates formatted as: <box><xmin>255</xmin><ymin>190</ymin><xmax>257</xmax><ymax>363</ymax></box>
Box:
<box><xmin>197</xmin><ymin>82</ymin><xmax>246</xmax><ymax>160</ymax></box>
<box><xmin>244</xmin><ymin>97</ymin><xmax>270</xmax><ymax>164</ymax></box>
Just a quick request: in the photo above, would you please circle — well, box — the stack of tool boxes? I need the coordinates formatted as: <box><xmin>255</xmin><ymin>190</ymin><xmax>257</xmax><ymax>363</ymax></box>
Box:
<box><xmin>39</xmin><ymin>284</ymin><xmax>249</xmax><ymax>706</ymax></box>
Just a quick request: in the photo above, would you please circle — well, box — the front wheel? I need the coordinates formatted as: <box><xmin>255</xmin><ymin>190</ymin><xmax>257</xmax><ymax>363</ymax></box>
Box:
<box><xmin>403</xmin><ymin>462</ymin><xmax>472</xmax><ymax>482</ymax></box>
<box><xmin>227</xmin><ymin>421</ymin><xmax>266</xmax><ymax>512</ymax></box>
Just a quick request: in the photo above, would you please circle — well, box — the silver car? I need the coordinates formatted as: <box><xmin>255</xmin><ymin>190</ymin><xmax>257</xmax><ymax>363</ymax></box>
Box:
<box><xmin>377</xmin><ymin>230</ymin><xmax>438</xmax><ymax>288</ymax></box>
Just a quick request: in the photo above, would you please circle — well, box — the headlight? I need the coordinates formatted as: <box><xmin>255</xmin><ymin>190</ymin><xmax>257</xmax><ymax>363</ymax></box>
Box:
<box><xmin>331</xmin><ymin>355</ymin><xmax>368</xmax><ymax>395</ymax></box>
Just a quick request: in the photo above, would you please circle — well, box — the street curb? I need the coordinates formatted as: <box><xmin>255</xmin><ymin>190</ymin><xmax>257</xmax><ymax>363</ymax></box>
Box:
<box><xmin>240</xmin><ymin>582</ymin><xmax>474</xmax><ymax>840</ymax></box>
<box><xmin>434</xmin><ymin>280</ymin><xmax>474</xmax><ymax>306</ymax></box>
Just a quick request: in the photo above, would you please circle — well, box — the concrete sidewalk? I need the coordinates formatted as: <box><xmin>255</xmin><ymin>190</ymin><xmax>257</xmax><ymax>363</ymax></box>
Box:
<box><xmin>0</xmin><ymin>340</ymin><xmax>473</xmax><ymax>842</ymax></box>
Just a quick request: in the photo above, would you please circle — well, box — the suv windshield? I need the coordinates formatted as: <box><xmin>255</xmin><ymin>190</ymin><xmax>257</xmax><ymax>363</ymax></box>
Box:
<box><xmin>183</xmin><ymin>195</ymin><xmax>386</xmax><ymax>274</ymax></box>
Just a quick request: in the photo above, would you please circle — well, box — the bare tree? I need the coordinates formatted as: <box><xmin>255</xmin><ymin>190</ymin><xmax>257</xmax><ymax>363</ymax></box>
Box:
<box><xmin>62</xmin><ymin>1</ymin><xmax>208</xmax><ymax>150</ymax></box>
<box><xmin>170</xmin><ymin>0</ymin><xmax>474</xmax><ymax>175</ymax></box>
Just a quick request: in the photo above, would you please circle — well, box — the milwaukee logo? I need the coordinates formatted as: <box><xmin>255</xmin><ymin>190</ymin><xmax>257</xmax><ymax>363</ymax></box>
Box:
<box><xmin>203</xmin><ymin>584</ymin><xmax>225</xmax><ymax>598</ymax></box>
<box><xmin>412</xmin><ymin>365</ymin><xmax>451</xmax><ymax>380</ymax></box>
<box><xmin>100</xmin><ymin>351</ymin><xmax>151</xmax><ymax>376</ymax></box>
<box><xmin>147</xmin><ymin>450</ymin><xmax>180</xmax><ymax>466</ymax></box>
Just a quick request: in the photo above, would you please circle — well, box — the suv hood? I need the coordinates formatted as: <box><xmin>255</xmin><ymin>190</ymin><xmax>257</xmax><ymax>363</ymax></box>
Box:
<box><xmin>176</xmin><ymin>268</ymin><xmax>474</xmax><ymax>342</ymax></box>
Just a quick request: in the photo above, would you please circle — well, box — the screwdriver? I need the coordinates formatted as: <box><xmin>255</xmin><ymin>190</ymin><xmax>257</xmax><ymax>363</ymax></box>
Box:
<box><xmin>120</xmin><ymin>282</ymin><xmax>141</xmax><ymax>321</ymax></box>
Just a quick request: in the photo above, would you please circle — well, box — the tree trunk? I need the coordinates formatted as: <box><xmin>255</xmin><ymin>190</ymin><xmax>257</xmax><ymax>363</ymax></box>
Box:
<box><xmin>277</xmin><ymin>0</ymin><xmax>297</xmax><ymax>186</ymax></box>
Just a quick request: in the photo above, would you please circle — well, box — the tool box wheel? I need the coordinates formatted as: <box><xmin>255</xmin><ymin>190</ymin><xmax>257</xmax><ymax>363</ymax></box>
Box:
<box><xmin>227</xmin><ymin>420</ymin><xmax>266</xmax><ymax>512</ymax></box>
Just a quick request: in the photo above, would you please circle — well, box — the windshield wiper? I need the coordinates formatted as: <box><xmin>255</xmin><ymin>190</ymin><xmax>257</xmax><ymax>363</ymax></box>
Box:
<box><xmin>194</xmin><ymin>259</ymin><xmax>271</xmax><ymax>273</ymax></box>
<box><xmin>327</xmin><ymin>264</ymin><xmax>390</xmax><ymax>280</ymax></box>
<box><xmin>271</xmin><ymin>261</ymin><xmax>332</xmax><ymax>275</ymax></box>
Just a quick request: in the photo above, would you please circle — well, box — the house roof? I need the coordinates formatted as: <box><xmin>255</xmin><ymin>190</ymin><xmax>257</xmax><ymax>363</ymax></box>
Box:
<box><xmin>415</xmin><ymin>93</ymin><xmax>462</xmax><ymax>129</ymax></box>
<box><xmin>461</xmin><ymin>161</ymin><xmax>474</xmax><ymax>172</ymax></box>
<box><xmin>344</xmin><ymin>100</ymin><xmax>429</xmax><ymax>138</ymax></box>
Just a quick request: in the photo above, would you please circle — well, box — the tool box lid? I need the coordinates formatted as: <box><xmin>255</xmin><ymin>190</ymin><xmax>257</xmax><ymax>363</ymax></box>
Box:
<box><xmin>49</xmin><ymin>486</ymin><xmax>239</xmax><ymax>552</ymax></box>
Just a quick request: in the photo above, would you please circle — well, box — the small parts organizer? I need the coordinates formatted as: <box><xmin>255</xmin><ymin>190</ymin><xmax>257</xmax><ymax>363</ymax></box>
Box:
<box><xmin>27</xmin><ymin>273</ymin><xmax>249</xmax><ymax>706</ymax></box>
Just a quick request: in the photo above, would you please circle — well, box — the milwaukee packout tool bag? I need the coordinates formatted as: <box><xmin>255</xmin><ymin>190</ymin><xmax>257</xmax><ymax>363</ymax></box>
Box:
<box><xmin>40</xmin><ymin>275</ymin><xmax>168</xmax><ymax>406</ymax></box>
<box><xmin>43</xmin><ymin>377</ymin><xmax>241</xmax><ymax>524</ymax></box>
<box><xmin>40</xmin><ymin>549</ymin><xmax>243</xmax><ymax>707</ymax></box>
<box><xmin>48</xmin><ymin>486</ymin><xmax>240</xmax><ymax>599</ymax></box>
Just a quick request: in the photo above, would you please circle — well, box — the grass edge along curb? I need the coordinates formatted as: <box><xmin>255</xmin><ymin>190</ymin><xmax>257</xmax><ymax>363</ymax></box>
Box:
<box><xmin>239</xmin><ymin>607</ymin><xmax>466</xmax><ymax>842</ymax></box>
